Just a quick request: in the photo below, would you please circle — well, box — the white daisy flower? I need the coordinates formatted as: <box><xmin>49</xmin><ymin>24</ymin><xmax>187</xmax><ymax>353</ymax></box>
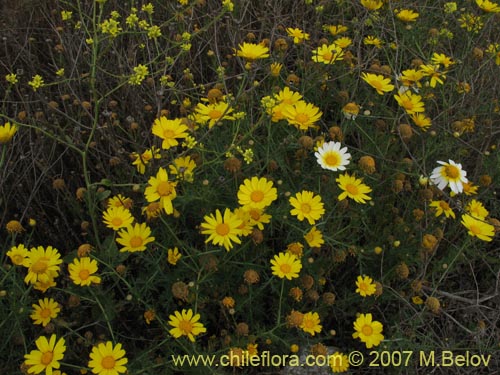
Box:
<box><xmin>315</xmin><ymin>141</ymin><xmax>351</xmax><ymax>171</ymax></box>
<box><xmin>430</xmin><ymin>159</ymin><xmax>468</xmax><ymax>194</ymax></box>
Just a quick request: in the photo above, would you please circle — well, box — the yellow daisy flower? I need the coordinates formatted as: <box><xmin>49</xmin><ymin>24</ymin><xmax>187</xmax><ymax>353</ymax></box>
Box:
<box><xmin>360</xmin><ymin>0</ymin><xmax>383</xmax><ymax>11</ymax></box>
<box><xmin>465</xmin><ymin>199</ymin><xmax>489</xmax><ymax>219</ymax></box>
<box><xmin>107</xmin><ymin>194</ymin><xmax>133</xmax><ymax>209</ymax></box>
<box><xmin>300</xmin><ymin>311</ymin><xmax>322</xmax><ymax>336</ymax></box>
<box><xmin>304</xmin><ymin>226</ymin><xmax>324</xmax><ymax>248</ymax></box>
<box><xmin>311</xmin><ymin>44</ymin><xmax>344</xmax><ymax>64</ymax></box>
<box><xmin>329</xmin><ymin>352</ymin><xmax>349</xmax><ymax>373</ymax></box>
<box><xmin>461</xmin><ymin>214</ymin><xmax>495</xmax><ymax>242</ymax></box>
<box><xmin>6</xmin><ymin>244</ymin><xmax>29</xmax><ymax>266</ymax></box>
<box><xmin>235</xmin><ymin>42</ymin><xmax>270</xmax><ymax>61</ymax></box>
<box><xmin>88</xmin><ymin>341</ymin><xmax>128</xmax><ymax>375</ymax></box>
<box><xmin>282</xmin><ymin>101</ymin><xmax>322</xmax><ymax>131</ymax></box>
<box><xmin>144</xmin><ymin>167</ymin><xmax>177</xmax><ymax>214</ymax></box>
<box><xmin>23</xmin><ymin>246</ymin><xmax>63</xmax><ymax>285</ymax></box>
<box><xmin>24</xmin><ymin>334</ymin><xmax>66</xmax><ymax>375</ymax></box>
<box><xmin>361</xmin><ymin>73</ymin><xmax>394</xmax><ymax>95</ymax></box>
<box><xmin>286</xmin><ymin>27</ymin><xmax>309</xmax><ymax>44</ymax></box>
<box><xmin>429</xmin><ymin>200</ymin><xmax>456</xmax><ymax>219</ymax></box>
<box><xmin>30</xmin><ymin>298</ymin><xmax>61</xmax><ymax>327</ymax></box>
<box><xmin>193</xmin><ymin>101</ymin><xmax>235</xmax><ymax>128</ymax></box>
<box><xmin>102</xmin><ymin>206</ymin><xmax>134</xmax><ymax>231</ymax></box>
<box><xmin>0</xmin><ymin>121</ymin><xmax>17</xmax><ymax>144</ymax></box>
<box><xmin>131</xmin><ymin>146</ymin><xmax>161</xmax><ymax>174</ymax></box>
<box><xmin>151</xmin><ymin>116</ymin><xmax>189</xmax><ymax>150</ymax></box>
<box><xmin>393</xmin><ymin>91</ymin><xmax>425</xmax><ymax>114</ymax></box>
<box><xmin>355</xmin><ymin>275</ymin><xmax>377</xmax><ymax>297</ymax></box>
<box><xmin>237</xmin><ymin>176</ymin><xmax>277</xmax><ymax>209</ymax></box>
<box><xmin>395</xmin><ymin>9</ymin><xmax>419</xmax><ymax>22</ymax></box>
<box><xmin>247</xmin><ymin>207</ymin><xmax>272</xmax><ymax>230</ymax></box>
<box><xmin>200</xmin><ymin>208</ymin><xmax>243</xmax><ymax>251</ymax></box>
<box><xmin>116</xmin><ymin>223</ymin><xmax>155</xmax><ymax>252</ymax></box>
<box><xmin>270</xmin><ymin>252</ymin><xmax>302</xmax><ymax>280</ymax></box>
<box><xmin>68</xmin><ymin>257</ymin><xmax>101</xmax><ymax>286</ymax></box>
<box><xmin>168</xmin><ymin>309</ymin><xmax>207</xmax><ymax>342</ymax></box>
<box><xmin>475</xmin><ymin>0</ymin><xmax>500</xmax><ymax>12</ymax></box>
<box><xmin>336</xmin><ymin>173</ymin><xmax>372</xmax><ymax>204</ymax></box>
<box><xmin>167</xmin><ymin>247</ymin><xmax>182</xmax><ymax>265</ymax></box>
<box><xmin>289</xmin><ymin>190</ymin><xmax>325</xmax><ymax>225</ymax></box>
<box><xmin>419</xmin><ymin>64</ymin><xmax>446</xmax><ymax>87</ymax></box>
<box><xmin>352</xmin><ymin>313</ymin><xmax>384</xmax><ymax>348</ymax></box>
<box><xmin>398</xmin><ymin>69</ymin><xmax>424</xmax><ymax>88</ymax></box>
<box><xmin>410</xmin><ymin>113</ymin><xmax>432</xmax><ymax>131</ymax></box>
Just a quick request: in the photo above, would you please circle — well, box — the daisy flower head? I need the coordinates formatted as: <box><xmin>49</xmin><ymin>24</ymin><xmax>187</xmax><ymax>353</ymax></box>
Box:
<box><xmin>394</xmin><ymin>91</ymin><xmax>425</xmax><ymax>114</ymax></box>
<box><xmin>23</xmin><ymin>246</ymin><xmax>62</xmax><ymax>285</ymax></box>
<box><xmin>360</xmin><ymin>0</ymin><xmax>384</xmax><ymax>11</ymax></box>
<box><xmin>461</xmin><ymin>214</ymin><xmax>495</xmax><ymax>242</ymax></box>
<box><xmin>429</xmin><ymin>200</ymin><xmax>455</xmax><ymax>219</ymax></box>
<box><xmin>193</xmin><ymin>101</ymin><xmax>235</xmax><ymax>129</ymax></box>
<box><xmin>475</xmin><ymin>0</ymin><xmax>500</xmax><ymax>12</ymax></box>
<box><xmin>151</xmin><ymin>116</ymin><xmax>189</xmax><ymax>150</ymax></box>
<box><xmin>465</xmin><ymin>199</ymin><xmax>488</xmax><ymax>219</ymax></box>
<box><xmin>168</xmin><ymin>309</ymin><xmax>207</xmax><ymax>342</ymax></box>
<box><xmin>304</xmin><ymin>226</ymin><xmax>324</xmax><ymax>248</ymax></box>
<box><xmin>286</xmin><ymin>27</ymin><xmax>310</xmax><ymax>44</ymax></box>
<box><xmin>336</xmin><ymin>173</ymin><xmax>372</xmax><ymax>204</ymax></box>
<box><xmin>88</xmin><ymin>341</ymin><xmax>128</xmax><ymax>375</ymax></box>
<box><xmin>282</xmin><ymin>101</ymin><xmax>322</xmax><ymax>131</ymax></box>
<box><xmin>289</xmin><ymin>190</ymin><xmax>325</xmax><ymax>225</ymax></box>
<box><xmin>361</xmin><ymin>73</ymin><xmax>394</xmax><ymax>95</ymax></box>
<box><xmin>410</xmin><ymin>113</ymin><xmax>432</xmax><ymax>131</ymax></box>
<box><xmin>68</xmin><ymin>257</ymin><xmax>101</xmax><ymax>286</ymax></box>
<box><xmin>30</xmin><ymin>298</ymin><xmax>61</xmax><ymax>327</ymax></box>
<box><xmin>144</xmin><ymin>167</ymin><xmax>177</xmax><ymax>214</ymax></box>
<box><xmin>329</xmin><ymin>352</ymin><xmax>349</xmax><ymax>373</ymax></box>
<box><xmin>24</xmin><ymin>334</ymin><xmax>66</xmax><ymax>375</ymax></box>
<box><xmin>116</xmin><ymin>223</ymin><xmax>155</xmax><ymax>252</ymax></box>
<box><xmin>6</xmin><ymin>244</ymin><xmax>29</xmax><ymax>266</ymax></box>
<box><xmin>237</xmin><ymin>176</ymin><xmax>277</xmax><ymax>209</ymax></box>
<box><xmin>315</xmin><ymin>141</ymin><xmax>351</xmax><ymax>171</ymax></box>
<box><xmin>102</xmin><ymin>206</ymin><xmax>134</xmax><ymax>231</ymax></box>
<box><xmin>200</xmin><ymin>208</ymin><xmax>242</xmax><ymax>251</ymax></box>
<box><xmin>0</xmin><ymin>121</ymin><xmax>18</xmax><ymax>144</ymax></box>
<box><xmin>430</xmin><ymin>160</ymin><xmax>468</xmax><ymax>194</ymax></box>
<box><xmin>235</xmin><ymin>42</ymin><xmax>270</xmax><ymax>61</ymax></box>
<box><xmin>300</xmin><ymin>311</ymin><xmax>322</xmax><ymax>336</ymax></box>
<box><xmin>311</xmin><ymin>44</ymin><xmax>344</xmax><ymax>64</ymax></box>
<box><xmin>395</xmin><ymin>9</ymin><xmax>419</xmax><ymax>22</ymax></box>
<box><xmin>352</xmin><ymin>313</ymin><xmax>384</xmax><ymax>348</ymax></box>
<box><xmin>167</xmin><ymin>247</ymin><xmax>182</xmax><ymax>265</ymax></box>
<box><xmin>355</xmin><ymin>275</ymin><xmax>377</xmax><ymax>297</ymax></box>
<box><xmin>270</xmin><ymin>252</ymin><xmax>302</xmax><ymax>280</ymax></box>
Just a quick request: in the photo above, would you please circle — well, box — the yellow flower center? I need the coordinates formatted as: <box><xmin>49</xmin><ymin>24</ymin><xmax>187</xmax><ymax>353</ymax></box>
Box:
<box><xmin>345</xmin><ymin>183</ymin><xmax>359</xmax><ymax>195</ymax></box>
<box><xmin>12</xmin><ymin>254</ymin><xmax>24</xmax><ymax>265</ymax></box>
<box><xmin>303</xmin><ymin>318</ymin><xmax>314</xmax><ymax>328</ymax></box>
<box><xmin>32</xmin><ymin>258</ymin><xmax>49</xmax><ymax>274</ymax></box>
<box><xmin>179</xmin><ymin>319</ymin><xmax>193</xmax><ymax>334</ymax></box>
<box><xmin>249</xmin><ymin>209</ymin><xmax>260</xmax><ymax>220</ymax></box>
<box><xmin>322</xmin><ymin>51</ymin><xmax>333</xmax><ymax>61</ymax></box>
<box><xmin>40</xmin><ymin>308</ymin><xmax>52</xmax><ymax>319</ymax></box>
<box><xmin>79</xmin><ymin>269</ymin><xmax>90</xmax><ymax>280</ymax></box>
<box><xmin>295</xmin><ymin>113</ymin><xmax>309</xmax><ymax>124</ymax></box>
<box><xmin>41</xmin><ymin>351</ymin><xmax>54</xmax><ymax>365</ymax></box>
<box><xmin>250</xmin><ymin>190</ymin><xmax>265</xmax><ymax>202</ymax></box>
<box><xmin>439</xmin><ymin>201</ymin><xmax>450</xmax><ymax>210</ymax></box>
<box><xmin>300</xmin><ymin>203</ymin><xmax>312</xmax><ymax>214</ymax></box>
<box><xmin>469</xmin><ymin>225</ymin><xmax>481</xmax><ymax>235</ymax></box>
<box><xmin>324</xmin><ymin>153</ymin><xmax>339</xmax><ymax>166</ymax></box>
<box><xmin>370</xmin><ymin>79</ymin><xmax>383</xmax><ymax>91</ymax></box>
<box><xmin>359</xmin><ymin>282</ymin><xmax>368</xmax><ymax>292</ymax></box>
<box><xmin>402</xmin><ymin>98</ymin><xmax>413</xmax><ymax>110</ymax></box>
<box><xmin>157</xmin><ymin>181</ymin><xmax>173</xmax><ymax>196</ymax></box>
<box><xmin>444</xmin><ymin>165</ymin><xmax>459</xmax><ymax>179</ymax></box>
<box><xmin>163</xmin><ymin>129</ymin><xmax>175</xmax><ymax>139</ymax></box>
<box><xmin>111</xmin><ymin>217</ymin><xmax>123</xmax><ymax>227</ymax></box>
<box><xmin>101</xmin><ymin>355</ymin><xmax>116</xmax><ymax>369</ymax></box>
<box><xmin>216</xmin><ymin>223</ymin><xmax>230</xmax><ymax>236</ymax></box>
<box><xmin>280</xmin><ymin>263</ymin><xmax>292</xmax><ymax>274</ymax></box>
<box><xmin>209</xmin><ymin>109</ymin><xmax>222</xmax><ymax>120</ymax></box>
<box><xmin>361</xmin><ymin>324</ymin><xmax>373</xmax><ymax>336</ymax></box>
<box><xmin>130</xmin><ymin>236</ymin><xmax>144</xmax><ymax>248</ymax></box>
